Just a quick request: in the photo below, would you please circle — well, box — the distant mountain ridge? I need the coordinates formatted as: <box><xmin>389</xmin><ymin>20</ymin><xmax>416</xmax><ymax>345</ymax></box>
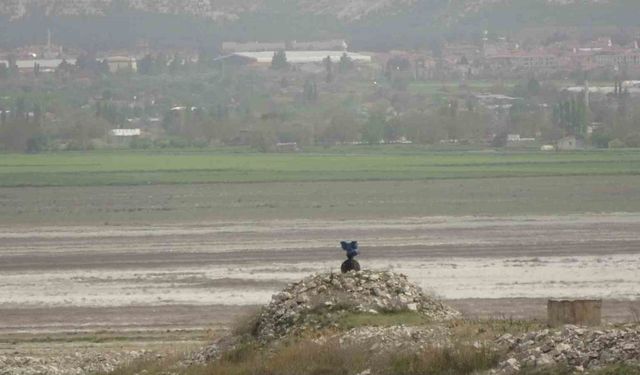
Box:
<box><xmin>0</xmin><ymin>0</ymin><xmax>632</xmax><ymax>51</ymax></box>
<box><xmin>3</xmin><ymin>0</ymin><xmax>410</xmax><ymax>21</ymax></box>
<box><xmin>0</xmin><ymin>0</ymin><xmax>612</xmax><ymax>22</ymax></box>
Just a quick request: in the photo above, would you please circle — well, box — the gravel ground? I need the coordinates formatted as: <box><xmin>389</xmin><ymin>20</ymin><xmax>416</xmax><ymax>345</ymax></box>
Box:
<box><xmin>1</xmin><ymin>214</ymin><xmax>639</xmax><ymax>374</ymax></box>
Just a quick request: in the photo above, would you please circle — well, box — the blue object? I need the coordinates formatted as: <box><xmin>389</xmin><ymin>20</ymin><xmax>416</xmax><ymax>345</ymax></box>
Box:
<box><xmin>340</xmin><ymin>241</ymin><xmax>359</xmax><ymax>259</ymax></box>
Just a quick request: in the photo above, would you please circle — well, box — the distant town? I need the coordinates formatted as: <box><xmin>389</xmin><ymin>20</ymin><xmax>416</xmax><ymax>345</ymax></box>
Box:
<box><xmin>1</xmin><ymin>30</ymin><xmax>640</xmax><ymax>153</ymax></box>
<box><xmin>4</xmin><ymin>3</ymin><xmax>640</xmax><ymax>375</ymax></box>
<box><xmin>5</xmin><ymin>32</ymin><xmax>640</xmax><ymax>78</ymax></box>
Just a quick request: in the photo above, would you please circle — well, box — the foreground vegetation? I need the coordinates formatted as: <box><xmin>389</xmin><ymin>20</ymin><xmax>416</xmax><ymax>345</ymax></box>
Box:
<box><xmin>519</xmin><ymin>365</ymin><xmax>640</xmax><ymax>375</ymax></box>
<box><xmin>105</xmin><ymin>340</ymin><xmax>500</xmax><ymax>375</ymax></box>
<box><xmin>100</xmin><ymin>312</ymin><xmax>640</xmax><ymax>375</ymax></box>
<box><xmin>103</xmin><ymin>314</ymin><xmax>531</xmax><ymax>375</ymax></box>
<box><xmin>105</xmin><ymin>341</ymin><xmax>640</xmax><ymax>375</ymax></box>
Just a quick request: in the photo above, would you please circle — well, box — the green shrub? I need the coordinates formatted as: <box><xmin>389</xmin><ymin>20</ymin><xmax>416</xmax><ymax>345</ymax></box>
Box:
<box><xmin>590</xmin><ymin>131</ymin><xmax>612</xmax><ymax>148</ymax></box>
<box><xmin>25</xmin><ymin>134</ymin><xmax>49</xmax><ymax>153</ymax></box>
<box><xmin>192</xmin><ymin>139</ymin><xmax>209</xmax><ymax>148</ymax></box>
<box><xmin>65</xmin><ymin>140</ymin><xmax>94</xmax><ymax>151</ymax></box>
<box><xmin>609</xmin><ymin>138</ymin><xmax>626</xmax><ymax>149</ymax></box>
<box><xmin>130</xmin><ymin>137</ymin><xmax>153</xmax><ymax>149</ymax></box>
<box><xmin>169</xmin><ymin>137</ymin><xmax>190</xmax><ymax>148</ymax></box>
<box><xmin>625</xmin><ymin>132</ymin><xmax>640</xmax><ymax>148</ymax></box>
<box><xmin>153</xmin><ymin>139</ymin><xmax>171</xmax><ymax>148</ymax></box>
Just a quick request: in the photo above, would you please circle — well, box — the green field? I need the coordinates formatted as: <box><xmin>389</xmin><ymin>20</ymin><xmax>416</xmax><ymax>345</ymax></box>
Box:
<box><xmin>1</xmin><ymin>148</ymin><xmax>640</xmax><ymax>225</ymax></box>
<box><xmin>1</xmin><ymin>148</ymin><xmax>640</xmax><ymax>187</ymax></box>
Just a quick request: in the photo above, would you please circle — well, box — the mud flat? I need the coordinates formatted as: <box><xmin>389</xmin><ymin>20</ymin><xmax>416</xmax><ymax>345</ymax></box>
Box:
<box><xmin>1</xmin><ymin>213</ymin><xmax>640</xmax><ymax>374</ymax></box>
<box><xmin>1</xmin><ymin>214</ymin><xmax>639</xmax><ymax>335</ymax></box>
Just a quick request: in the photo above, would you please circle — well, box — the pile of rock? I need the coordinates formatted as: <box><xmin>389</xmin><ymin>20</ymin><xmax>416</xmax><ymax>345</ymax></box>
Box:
<box><xmin>323</xmin><ymin>325</ymin><xmax>452</xmax><ymax>355</ymax></box>
<box><xmin>252</xmin><ymin>270</ymin><xmax>460</xmax><ymax>342</ymax></box>
<box><xmin>494</xmin><ymin>324</ymin><xmax>640</xmax><ymax>374</ymax></box>
<box><xmin>0</xmin><ymin>350</ymin><xmax>151</xmax><ymax>375</ymax></box>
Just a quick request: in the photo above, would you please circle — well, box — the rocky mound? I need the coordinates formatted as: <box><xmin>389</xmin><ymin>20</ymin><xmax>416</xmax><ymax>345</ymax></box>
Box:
<box><xmin>252</xmin><ymin>270</ymin><xmax>460</xmax><ymax>342</ymax></box>
<box><xmin>0</xmin><ymin>350</ymin><xmax>152</xmax><ymax>375</ymax></box>
<box><xmin>321</xmin><ymin>325</ymin><xmax>452</xmax><ymax>355</ymax></box>
<box><xmin>494</xmin><ymin>324</ymin><xmax>640</xmax><ymax>374</ymax></box>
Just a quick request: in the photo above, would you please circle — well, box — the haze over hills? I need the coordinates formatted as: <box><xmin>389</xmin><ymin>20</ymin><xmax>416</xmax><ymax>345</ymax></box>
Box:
<box><xmin>0</xmin><ymin>0</ymin><xmax>613</xmax><ymax>21</ymax></box>
<box><xmin>0</xmin><ymin>0</ymin><xmax>635</xmax><ymax>50</ymax></box>
<box><xmin>8</xmin><ymin>0</ymin><xmax>416</xmax><ymax>21</ymax></box>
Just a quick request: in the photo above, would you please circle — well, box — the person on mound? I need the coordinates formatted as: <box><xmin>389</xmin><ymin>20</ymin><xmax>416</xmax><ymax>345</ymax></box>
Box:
<box><xmin>340</xmin><ymin>240</ymin><xmax>361</xmax><ymax>273</ymax></box>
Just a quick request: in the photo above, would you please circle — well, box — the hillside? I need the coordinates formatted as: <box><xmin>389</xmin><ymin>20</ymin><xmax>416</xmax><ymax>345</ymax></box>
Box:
<box><xmin>0</xmin><ymin>0</ymin><xmax>635</xmax><ymax>50</ymax></box>
<box><xmin>6</xmin><ymin>0</ymin><xmax>416</xmax><ymax>21</ymax></box>
<box><xmin>0</xmin><ymin>0</ymin><xmax>615</xmax><ymax>21</ymax></box>
<box><xmin>1</xmin><ymin>0</ymin><xmax>408</xmax><ymax>21</ymax></box>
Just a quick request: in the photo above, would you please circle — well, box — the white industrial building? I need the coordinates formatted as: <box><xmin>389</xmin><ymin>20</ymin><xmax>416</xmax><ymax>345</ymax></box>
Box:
<box><xmin>214</xmin><ymin>50</ymin><xmax>372</xmax><ymax>65</ymax></box>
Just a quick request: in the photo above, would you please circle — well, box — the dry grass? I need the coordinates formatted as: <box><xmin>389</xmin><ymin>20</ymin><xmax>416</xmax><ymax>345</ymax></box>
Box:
<box><xmin>630</xmin><ymin>306</ymin><xmax>640</xmax><ymax>324</ymax></box>
<box><xmin>100</xmin><ymin>334</ymin><xmax>501</xmax><ymax>375</ymax></box>
<box><xmin>592</xmin><ymin>364</ymin><xmax>640</xmax><ymax>375</ymax></box>
<box><xmin>97</xmin><ymin>315</ymin><xmax>622</xmax><ymax>375</ymax></box>
<box><xmin>197</xmin><ymin>338</ymin><xmax>500</xmax><ymax>375</ymax></box>
<box><xmin>519</xmin><ymin>363</ymin><xmax>640</xmax><ymax>375</ymax></box>
<box><xmin>387</xmin><ymin>345</ymin><xmax>501</xmax><ymax>375</ymax></box>
<box><xmin>447</xmin><ymin>318</ymin><xmax>546</xmax><ymax>342</ymax></box>
<box><xmin>194</xmin><ymin>338</ymin><xmax>371</xmax><ymax>375</ymax></box>
<box><xmin>231</xmin><ymin>308</ymin><xmax>262</xmax><ymax>337</ymax></box>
